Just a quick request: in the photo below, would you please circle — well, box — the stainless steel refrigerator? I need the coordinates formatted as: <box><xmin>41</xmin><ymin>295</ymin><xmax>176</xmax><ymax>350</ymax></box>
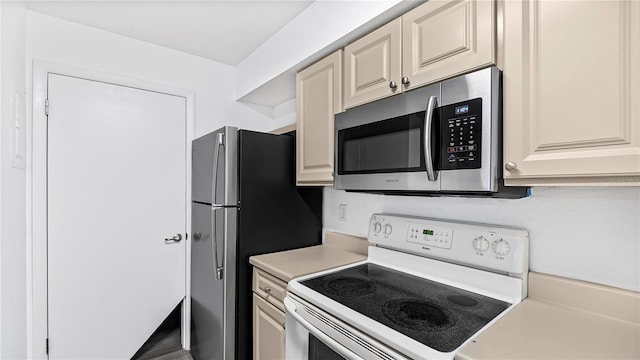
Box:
<box><xmin>190</xmin><ymin>126</ymin><xmax>322</xmax><ymax>360</ymax></box>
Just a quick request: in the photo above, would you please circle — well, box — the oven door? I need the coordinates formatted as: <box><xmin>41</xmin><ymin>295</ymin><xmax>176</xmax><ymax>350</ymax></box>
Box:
<box><xmin>284</xmin><ymin>295</ymin><xmax>410</xmax><ymax>360</ymax></box>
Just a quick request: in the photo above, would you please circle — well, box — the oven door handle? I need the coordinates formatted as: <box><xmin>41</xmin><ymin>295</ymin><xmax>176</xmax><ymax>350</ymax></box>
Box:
<box><xmin>424</xmin><ymin>95</ymin><xmax>438</xmax><ymax>182</ymax></box>
<box><xmin>284</xmin><ymin>297</ymin><xmax>363</xmax><ymax>360</ymax></box>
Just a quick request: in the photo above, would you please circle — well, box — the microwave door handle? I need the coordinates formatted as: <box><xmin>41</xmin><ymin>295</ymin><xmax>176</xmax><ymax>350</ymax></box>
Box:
<box><xmin>424</xmin><ymin>96</ymin><xmax>438</xmax><ymax>181</ymax></box>
<box><xmin>211</xmin><ymin>208</ymin><xmax>224</xmax><ymax>280</ymax></box>
<box><xmin>211</xmin><ymin>133</ymin><xmax>225</xmax><ymax>207</ymax></box>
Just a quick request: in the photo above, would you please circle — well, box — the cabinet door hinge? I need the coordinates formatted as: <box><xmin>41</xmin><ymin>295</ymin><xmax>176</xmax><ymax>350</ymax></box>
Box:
<box><xmin>46</xmin><ymin>338</ymin><xmax>49</xmax><ymax>355</ymax></box>
<box><xmin>45</xmin><ymin>99</ymin><xmax>49</xmax><ymax>116</ymax></box>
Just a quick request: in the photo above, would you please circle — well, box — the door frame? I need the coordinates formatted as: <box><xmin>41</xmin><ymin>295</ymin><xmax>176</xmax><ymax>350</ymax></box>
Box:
<box><xmin>28</xmin><ymin>60</ymin><xmax>195</xmax><ymax>359</ymax></box>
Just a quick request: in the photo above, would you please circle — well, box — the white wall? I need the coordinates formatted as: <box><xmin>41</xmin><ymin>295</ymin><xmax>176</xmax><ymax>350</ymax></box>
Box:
<box><xmin>26</xmin><ymin>11</ymin><xmax>278</xmax><ymax>138</ymax></box>
<box><xmin>0</xmin><ymin>1</ymin><xmax>27</xmax><ymax>359</ymax></box>
<box><xmin>324</xmin><ymin>187</ymin><xmax>640</xmax><ymax>292</ymax></box>
<box><xmin>272</xmin><ymin>98</ymin><xmax>296</xmax><ymax>130</ymax></box>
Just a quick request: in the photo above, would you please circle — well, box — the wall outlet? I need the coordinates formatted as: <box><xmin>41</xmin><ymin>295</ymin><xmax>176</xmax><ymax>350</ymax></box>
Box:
<box><xmin>339</xmin><ymin>204</ymin><xmax>347</xmax><ymax>222</ymax></box>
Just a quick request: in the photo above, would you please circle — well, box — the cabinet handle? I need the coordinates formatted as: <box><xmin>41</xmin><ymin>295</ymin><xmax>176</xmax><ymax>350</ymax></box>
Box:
<box><xmin>264</xmin><ymin>286</ymin><xmax>272</xmax><ymax>293</ymax></box>
<box><xmin>505</xmin><ymin>162</ymin><xmax>518</xmax><ymax>172</ymax></box>
<box><xmin>389</xmin><ymin>81</ymin><xmax>397</xmax><ymax>89</ymax></box>
<box><xmin>401</xmin><ymin>76</ymin><xmax>410</xmax><ymax>85</ymax></box>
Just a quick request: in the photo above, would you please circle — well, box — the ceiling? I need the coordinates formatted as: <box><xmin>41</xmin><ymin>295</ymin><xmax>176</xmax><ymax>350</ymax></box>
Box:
<box><xmin>25</xmin><ymin>0</ymin><xmax>315</xmax><ymax>66</ymax></box>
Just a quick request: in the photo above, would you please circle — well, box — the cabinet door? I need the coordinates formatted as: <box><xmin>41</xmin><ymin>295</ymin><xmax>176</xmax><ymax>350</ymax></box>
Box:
<box><xmin>296</xmin><ymin>50</ymin><xmax>342</xmax><ymax>186</ymax></box>
<box><xmin>503</xmin><ymin>0</ymin><xmax>640</xmax><ymax>185</ymax></box>
<box><xmin>402</xmin><ymin>0</ymin><xmax>495</xmax><ymax>90</ymax></box>
<box><xmin>344</xmin><ymin>18</ymin><xmax>402</xmax><ymax>109</ymax></box>
<box><xmin>253</xmin><ymin>294</ymin><xmax>286</xmax><ymax>360</ymax></box>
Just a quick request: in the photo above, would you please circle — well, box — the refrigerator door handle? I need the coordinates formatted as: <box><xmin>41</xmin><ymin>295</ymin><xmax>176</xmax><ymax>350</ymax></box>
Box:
<box><xmin>211</xmin><ymin>133</ymin><xmax>225</xmax><ymax>207</ymax></box>
<box><xmin>212</xmin><ymin>208</ymin><xmax>224</xmax><ymax>280</ymax></box>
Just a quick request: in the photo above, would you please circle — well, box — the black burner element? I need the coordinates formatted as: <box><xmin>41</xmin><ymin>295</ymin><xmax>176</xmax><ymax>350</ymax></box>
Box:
<box><xmin>383</xmin><ymin>299</ymin><xmax>453</xmax><ymax>331</ymax></box>
<box><xmin>444</xmin><ymin>294</ymin><xmax>480</xmax><ymax>308</ymax></box>
<box><xmin>321</xmin><ymin>277</ymin><xmax>376</xmax><ymax>297</ymax></box>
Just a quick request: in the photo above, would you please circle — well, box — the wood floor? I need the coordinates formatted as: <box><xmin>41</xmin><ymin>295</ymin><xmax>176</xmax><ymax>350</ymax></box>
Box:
<box><xmin>132</xmin><ymin>326</ymin><xmax>193</xmax><ymax>360</ymax></box>
<box><xmin>132</xmin><ymin>305</ymin><xmax>193</xmax><ymax>360</ymax></box>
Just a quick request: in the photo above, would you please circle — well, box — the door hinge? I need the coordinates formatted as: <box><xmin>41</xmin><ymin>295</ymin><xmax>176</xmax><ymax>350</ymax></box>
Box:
<box><xmin>45</xmin><ymin>99</ymin><xmax>49</xmax><ymax>116</ymax></box>
<box><xmin>46</xmin><ymin>338</ymin><xmax>49</xmax><ymax>354</ymax></box>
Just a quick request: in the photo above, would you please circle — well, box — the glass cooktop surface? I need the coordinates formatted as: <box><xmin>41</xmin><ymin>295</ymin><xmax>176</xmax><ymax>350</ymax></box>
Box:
<box><xmin>300</xmin><ymin>263</ymin><xmax>510</xmax><ymax>352</ymax></box>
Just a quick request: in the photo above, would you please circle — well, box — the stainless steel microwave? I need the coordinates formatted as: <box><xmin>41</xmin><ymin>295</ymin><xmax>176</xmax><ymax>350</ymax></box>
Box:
<box><xmin>334</xmin><ymin>67</ymin><xmax>527</xmax><ymax>198</ymax></box>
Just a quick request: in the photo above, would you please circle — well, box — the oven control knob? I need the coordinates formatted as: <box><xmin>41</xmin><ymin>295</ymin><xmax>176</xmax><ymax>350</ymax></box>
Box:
<box><xmin>383</xmin><ymin>223</ymin><xmax>393</xmax><ymax>236</ymax></box>
<box><xmin>373</xmin><ymin>222</ymin><xmax>382</xmax><ymax>234</ymax></box>
<box><xmin>472</xmin><ymin>236</ymin><xmax>490</xmax><ymax>252</ymax></box>
<box><xmin>492</xmin><ymin>239</ymin><xmax>511</xmax><ymax>256</ymax></box>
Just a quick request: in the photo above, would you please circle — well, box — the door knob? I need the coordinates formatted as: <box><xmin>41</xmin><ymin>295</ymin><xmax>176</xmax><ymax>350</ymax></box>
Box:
<box><xmin>401</xmin><ymin>76</ymin><xmax>410</xmax><ymax>85</ymax></box>
<box><xmin>389</xmin><ymin>81</ymin><xmax>398</xmax><ymax>89</ymax></box>
<box><xmin>165</xmin><ymin>233</ymin><xmax>183</xmax><ymax>243</ymax></box>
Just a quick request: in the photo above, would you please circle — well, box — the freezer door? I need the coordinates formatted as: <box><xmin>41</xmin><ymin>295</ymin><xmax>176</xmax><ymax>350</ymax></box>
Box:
<box><xmin>191</xmin><ymin>203</ymin><xmax>237</xmax><ymax>360</ymax></box>
<box><xmin>192</xmin><ymin>126</ymin><xmax>238</xmax><ymax>205</ymax></box>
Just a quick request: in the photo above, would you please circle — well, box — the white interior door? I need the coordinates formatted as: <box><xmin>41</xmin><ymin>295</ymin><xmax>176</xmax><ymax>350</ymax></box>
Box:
<box><xmin>47</xmin><ymin>74</ymin><xmax>186</xmax><ymax>359</ymax></box>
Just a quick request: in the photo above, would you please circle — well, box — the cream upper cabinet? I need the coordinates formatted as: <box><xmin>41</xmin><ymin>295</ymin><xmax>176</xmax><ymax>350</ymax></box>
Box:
<box><xmin>296</xmin><ymin>50</ymin><xmax>343</xmax><ymax>186</ymax></box>
<box><xmin>502</xmin><ymin>0</ymin><xmax>640</xmax><ymax>186</ymax></box>
<box><xmin>344</xmin><ymin>18</ymin><xmax>402</xmax><ymax>109</ymax></box>
<box><xmin>402</xmin><ymin>0</ymin><xmax>495</xmax><ymax>90</ymax></box>
<box><xmin>344</xmin><ymin>0</ymin><xmax>496</xmax><ymax>109</ymax></box>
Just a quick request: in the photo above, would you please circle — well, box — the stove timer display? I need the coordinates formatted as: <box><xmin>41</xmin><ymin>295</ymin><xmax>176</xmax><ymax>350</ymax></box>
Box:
<box><xmin>407</xmin><ymin>224</ymin><xmax>452</xmax><ymax>249</ymax></box>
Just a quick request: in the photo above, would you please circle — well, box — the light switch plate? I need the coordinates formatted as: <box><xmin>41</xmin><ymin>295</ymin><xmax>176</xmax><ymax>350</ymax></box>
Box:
<box><xmin>11</xmin><ymin>88</ymin><xmax>26</xmax><ymax>170</ymax></box>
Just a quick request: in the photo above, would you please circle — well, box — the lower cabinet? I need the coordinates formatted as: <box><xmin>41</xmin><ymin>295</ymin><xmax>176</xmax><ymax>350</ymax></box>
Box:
<box><xmin>253</xmin><ymin>294</ymin><xmax>286</xmax><ymax>360</ymax></box>
<box><xmin>252</xmin><ymin>268</ymin><xmax>288</xmax><ymax>360</ymax></box>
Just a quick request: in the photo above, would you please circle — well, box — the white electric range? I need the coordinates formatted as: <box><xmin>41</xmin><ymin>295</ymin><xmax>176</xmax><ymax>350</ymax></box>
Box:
<box><xmin>285</xmin><ymin>214</ymin><xmax>529</xmax><ymax>360</ymax></box>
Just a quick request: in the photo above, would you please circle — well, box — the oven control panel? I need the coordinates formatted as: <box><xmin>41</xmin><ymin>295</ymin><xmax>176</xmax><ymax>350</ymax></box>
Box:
<box><xmin>369</xmin><ymin>214</ymin><xmax>529</xmax><ymax>275</ymax></box>
<box><xmin>406</xmin><ymin>224</ymin><xmax>452</xmax><ymax>249</ymax></box>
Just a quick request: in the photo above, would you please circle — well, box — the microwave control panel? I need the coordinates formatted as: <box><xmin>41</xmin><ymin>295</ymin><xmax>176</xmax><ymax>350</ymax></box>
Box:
<box><xmin>440</xmin><ymin>98</ymin><xmax>482</xmax><ymax>170</ymax></box>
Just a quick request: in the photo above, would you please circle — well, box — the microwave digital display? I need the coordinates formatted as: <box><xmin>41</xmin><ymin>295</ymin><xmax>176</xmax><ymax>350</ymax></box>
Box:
<box><xmin>455</xmin><ymin>105</ymin><xmax>469</xmax><ymax>115</ymax></box>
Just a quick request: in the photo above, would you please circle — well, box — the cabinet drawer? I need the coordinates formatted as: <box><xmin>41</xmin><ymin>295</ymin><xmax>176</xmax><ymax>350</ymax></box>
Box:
<box><xmin>253</xmin><ymin>268</ymin><xmax>287</xmax><ymax>311</ymax></box>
